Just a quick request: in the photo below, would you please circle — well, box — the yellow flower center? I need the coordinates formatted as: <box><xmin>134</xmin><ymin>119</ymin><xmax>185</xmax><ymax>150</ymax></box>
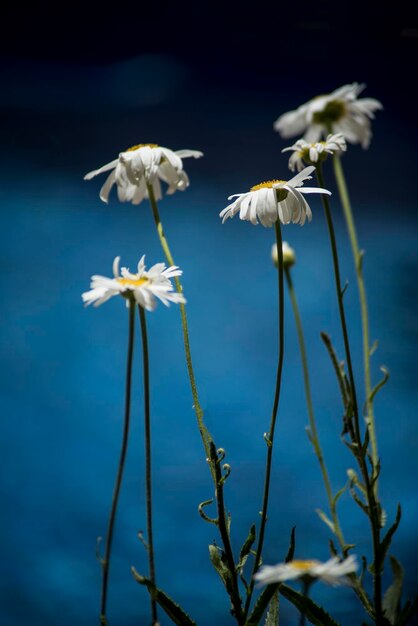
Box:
<box><xmin>117</xmin><ymin>277</ymin><xmax>149</xmax><ymax>287</ymax></box>
<box><xmin>312</xmin><ymin>100</ymin><xmax>346</xmax><ymax>125</ymax></box>
<box><xmin>125</xmin><ymin>143</ymin><xmax>159</xmax><ymax>152</ymax></box>
<box><xmin>250</xmin><ymin>180</ymin><xmax>286</xmax><ymax>191</ymax></box>
<box><xmin>290</xmin><ymin>560</ymin><xmax>317</xmax><ymax>571</ymax></box>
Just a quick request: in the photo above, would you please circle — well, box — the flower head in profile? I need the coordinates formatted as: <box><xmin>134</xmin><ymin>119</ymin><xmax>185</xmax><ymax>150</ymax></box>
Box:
<box><xmin>84</xmin><ymin>144</ymin><xmax>203</xmax><ymax>204</ymax></box>
<box><xmin>282</xmin><ymin>134</ymin><xmax>347</xmax><ymax>172</ymax></box>
<box><xmin>82</xmin><ymin>255</ymin><xmax>186</xmax><ymax>311</ymax></box>
<box><xmin>220</xmin><ymin>166</ymin><xmax>330</xmax><ymax>228</ymax></box>
<box><xmin>272</xmin><ymin>241</ymin><xmax>296</xmax><ymax>268</ymax></box>
<box><xmin>274</xmin><ymin>83</ymin><xmax>382</xmax><ymax>148</ymax></box>
<box><xmin>254</xmin><ymin>556</ymin><xmax>357</xmax><ymax>587</ymax></box>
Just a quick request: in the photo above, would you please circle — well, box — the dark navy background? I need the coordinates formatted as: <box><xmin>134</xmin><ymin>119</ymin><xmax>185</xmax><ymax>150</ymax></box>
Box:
<box><xmin>1</xmin><ymin>2</ymin><xmax>418</xmax><ymax>624</ymax></box>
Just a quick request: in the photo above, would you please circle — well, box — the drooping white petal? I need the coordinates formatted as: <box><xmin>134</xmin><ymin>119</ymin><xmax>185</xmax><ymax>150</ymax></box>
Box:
<box><xmin>175</xmin><ymin>149</ymin><xmax>204</xmax><ymax>159</ymax></box>
<box><xmin>84</xmin><ymin>159</ymin><xmax>119</xmax><ymax>181</ymax></box>
<box><xmin>99</xmin><ymin>170</ymin><xmax>117</xmax><ymax>203</ymax></box>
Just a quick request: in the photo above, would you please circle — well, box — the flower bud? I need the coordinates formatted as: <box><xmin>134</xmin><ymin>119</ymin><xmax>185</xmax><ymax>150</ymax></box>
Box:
<box><xmin>271</xmin><ymin>241</ymin><xmax>296</xmax><ymax>268</ymax></box>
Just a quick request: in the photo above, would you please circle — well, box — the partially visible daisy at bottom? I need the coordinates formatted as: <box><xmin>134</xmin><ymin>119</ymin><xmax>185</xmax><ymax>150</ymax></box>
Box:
<box><xmin>254</xmin><ymin>556</ymin><xmax>357</xmax><ymax>587</ymax></box>
<box><xmin>282</xmin><ymin>133</ymin><xmax>347</xmax><ymax>173</ymax></box>
<box><xmin>220</xmin><ymin>166</ymin><xmax>330</xmax><ymax>228</ymax></box>
<box><xmin>82</xmin><ymin>255</ymin><xmax>186</xmax><ymax>311</ymax></box>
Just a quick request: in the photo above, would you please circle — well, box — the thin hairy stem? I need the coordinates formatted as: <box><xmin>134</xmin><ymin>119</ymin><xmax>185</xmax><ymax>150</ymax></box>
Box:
<box><xmin>332</xmin><ymin>154</ymin><xmax>378</xmax><ymax>480</ymax></box>
<box><xmin>138</xmin><ymin>306</ymin><xmax>158</xmax><ymax>625</ymax></box>
<box><xmin>210</xmin><ymin>444</ymin><xmax>244</xmax><ymax>625</ymax></box>
<box><xmin>244</xmin><ymin>221</ymin><xmax>285</xmax><ymax>618</ymax></box>
<box><xmin>316</xmin><ymin>163</ymin><xmax>361</xmax><ymax>443</ymax></box>
<box><xmin>100</xmin><ymin>300</ymin><xmax>135</xmax><ymax>625</ymax></box>
<box><xmin>284</xmin><ymin>266</ymin><xmax>345</xmax><ymax>547</ymax></box>
<box><xmin>146</xmin><ymin>183</ymin><xmax>215</xmax><ymax>482</ymax></box>
<box><xmin>318</xmin><ymin>161</ymin><xmax>383</xmax><ymax>623</ymax></box>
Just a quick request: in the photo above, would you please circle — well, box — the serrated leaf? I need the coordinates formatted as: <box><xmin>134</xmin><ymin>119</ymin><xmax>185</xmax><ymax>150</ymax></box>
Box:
<box><xmin>264</xmin><ymin>591</ymin><xmax>279</xmax><ymax>626</ymax></box>
<box><xmin>316</xmin><ymin>509</ymin><xmax>335</xmax><ymax>534</ymax></box>
<box><xmin>285</xmin><ymin>526</ymin><xmax>296</xmax><ymax>563</ymax></box>
<box><xmin>209</xmin><ymin>543</ymin><xmax>230</xmax><ymax>583</ymax></box>
<box><xmin>279</xmin><ymin>584</ymin><xmax>340</xmax><ymax>626</ymax></box>
<box><xmin>397</xmin><ymin>595</ymin><xmax>418</xmax><ymax>626</ymax></box>
<box><xmin>349</xmin><ymin>485</ymin><xmax>369</xmax><ymax>517</ymax></box>
<box><xmin>382</xmin><ymin>556</ymin><xmax>403</xmax><ymax>625</ymax></box>
<box><xmin>131</xmin><ymin>567</ymin><xmax>197</xmax><ymax>626</ymax></box>
<box><xmin>246</xmin><ymin>584</ymin><xmax>279</xmax><ymax>626</ymax></box>
<box><xmin>238</xmin><ymin>524</ymin><xmax>256</xmax><ymax>570</ymax></box>
<box><xmin>380</xmin><ymin>505</ymin><xmax>402</xmax><ymax>567</ymax></box>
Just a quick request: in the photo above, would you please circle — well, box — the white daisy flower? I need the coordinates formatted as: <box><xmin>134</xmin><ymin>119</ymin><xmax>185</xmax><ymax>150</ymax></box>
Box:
<box><xmin>84</xmin><ymin>143</ymin><xmax>203</xmax><ymax>204</ymax></box>
<box><xmin>219</xmin><ymin>166</ymin><xmax>330</xmax><ymax>228</ymax></box>
<box><xmin>254</xmin><ymin>556</ymin><xmax>358</xmax><ymax>587</ymax></box>
<box><xmin>272</xmin><ymin>241</ymin><xmax>296</xmax><ymax>268</ymax></box>
<box><xmin>282</xmin><ymin>133</ymin><xmax>347</xmax><ymax>172</ymax></box>
<box><xmin>82</xmin><ymin>255</ymin><xmax>186</xmax><ymax>311</ymax></box>
<box><xmin>274</xmin><ymin>83</ymin><xmax>383</xmax><ymax>149</ymax></box>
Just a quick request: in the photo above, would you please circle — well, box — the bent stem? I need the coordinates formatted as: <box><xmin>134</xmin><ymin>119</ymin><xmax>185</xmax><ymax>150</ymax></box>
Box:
<box><xmin>284</xmin><ymin>266</ymin><xmax>345</xmax><ymax>548</ymax></box>
<box><xmin>245</xmin><ymin>220</ymin><xmax>285</xmax><ymax>618</ymax></box>
<box><xmin>138</xmin><ymin>306</ymin><xmax>158</xmax><ymax>625</ymax></box>
<box><xmin>332</xmin><ymin>154</ymin><xmax>378</xmax><ymax>485</ymax></box>
<box><xmin>100</xmin><ymin>299</ymin><xmax>135</xmax><ymax>625</ymax></box>
<box><xmin>146</xmin><ymin>183</ymin><xmax>214</xmax><ymax>482</ymax></box>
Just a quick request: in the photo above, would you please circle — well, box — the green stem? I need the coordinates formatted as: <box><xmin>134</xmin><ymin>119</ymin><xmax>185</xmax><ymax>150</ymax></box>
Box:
<box><xmin>285</xmin><ymin>264</ymin><xmax>373</xmax><ymax>616</ymax></box>
<box><xmin>244</xmin><ymin>221</ymin><xmax>285</xmax><ymax>618</ymax></box>
<box><xmin>318</xmin><ymin>161</ymin><xmax>383</xmax><ymax>623</ymax></box>
<box><xmin>146</xmin><ymin>183</ymin><xmax>215</xmax><ymax>482</ymax></box>
<box><xmin>332</xmin><ymin>154</ymin><xmax>378</xmax><ymax>482</ymax></box>
<box><xmin>300</xmin><ymin>580</ymin><xmax>312</xmax><ymax>626</ymax></box>
<box><xmin>316</xmin><ymin>163</ymin><xmax>360</xmax><ymax>443</ymax></box>
<box><xmin>284</xmin><ymin>266</ymin><xmax>345</xmax><ymax>548</ymax></box>
<box><xmin>138</xmin><ymin>306</ymin><xmax>158</xmax><ymax>625</ymax></box>
<box><xmin>100</xmin><ymin>300</ymin><xmax>135</xmax><ymax>625</ymax></box>
<box><xmin>210</xmin><ymin>444</ymin><xmax>244</xmax><ymax>625</ymax></box>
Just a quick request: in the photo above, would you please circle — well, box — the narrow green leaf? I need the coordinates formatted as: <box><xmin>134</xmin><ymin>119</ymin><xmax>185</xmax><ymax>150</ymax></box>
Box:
<box><xmin>369</xmin><ymin>339</ymin><xmax>379</xmax><ymax>357</ymax></box>
<box><xmin>332</xmin><ymin>481</ymin><xmax>349</xmax><ymax>508</ymax></box>
<box><xmin>382</xmin><ymin>556</ymin><xmax>403</xmax><ymax>625</ymax></box>
<box><xmin>380</xmin><ymin>505</ymin><xmax>402</xmax><ymax>566</ymax></box>
<box><xmin>397</xmin><ymin>595</ymin><xmax>418</xmax><ymax>625</ymax></box>
<box><xmin>279</xmin><ymin>584</ymin><xmax>340</xmax><ymax>626</ymax></box>
<box><xmin>316</xmin><ymin>509</ymin><xmax>335</xmax><ymax>534</ymax></box>
<box><xmin>264</xmin><ymin>591</ymin><xmax>279</xmax><ymax>626</ymax></box>
<box><xmin>320</xmin><ymin>332</ymin><xmax>350</xmax><ymax>410</ymax></box>
<box><xmin>246</xmin><ymin>584</ymin><xmax>279</xmax><ymax>626</ymax></box>
<box><xmin>285</xmin><ymin>526</ymin><xmax>296</xmax><ymax>563</ymax></box>
<box><xmin>239</xmin><ymin>524</ymin><xmax>256</xmax><ymax>568</ymax></box>
<box><xmin>349</xmin><ymin>485</ymin><xmax>369</xmax><ymax>517</ymax></box>
<box><xmin>365</xmin><ymin>366</ymin><xmax>389</xmax><ymax>411</ymax></box>
<box><xmin>131</xmin><ymin>567</ymin><xmax>197</xmax><ymax>626</ymax></box>
<box><xmin>208</xmin><ymin>543</ymin><xmax>230</xmax><ymax>584</ymax></box>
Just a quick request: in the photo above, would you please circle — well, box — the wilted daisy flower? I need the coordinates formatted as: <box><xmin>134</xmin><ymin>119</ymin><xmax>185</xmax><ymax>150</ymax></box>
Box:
<box><xmin>272</xmin><ymin>241</ymin><xmax>296</xmax><ymax>268</ymax></box>
<box><xmin>84</xmin><ymin>144</ymin><xmax>203</xmax><ymax>204</ymax></box>
<box><xmin>220</xmin><ymin>166</ymin><xmax>330</xmax><ymax>227</ymax></box>
<box><xmin>82</xmin><ymin>255</ymin><xmax>186</xmax><ymax>311</ymax></box>
<box><xmin>274</xmin><ymin>83</ymin><xmax>382</xmax><ymax>149</ymax></box>
<box><xmin>254</xmin><ymin>556</ymin><xmax>357</xmax><ymax>587</ymax></box>
<box><xmin>282</xmin><ymin>134</ymin><xmax>347</xmax><ymax>172</ymax></box>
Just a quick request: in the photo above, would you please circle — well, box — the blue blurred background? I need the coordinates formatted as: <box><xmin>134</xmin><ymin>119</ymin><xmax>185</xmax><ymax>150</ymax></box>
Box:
<box><xmin>1</xmin><ymin>2</ymin><xmax>418</xmax><ymax>624</ymax></box>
